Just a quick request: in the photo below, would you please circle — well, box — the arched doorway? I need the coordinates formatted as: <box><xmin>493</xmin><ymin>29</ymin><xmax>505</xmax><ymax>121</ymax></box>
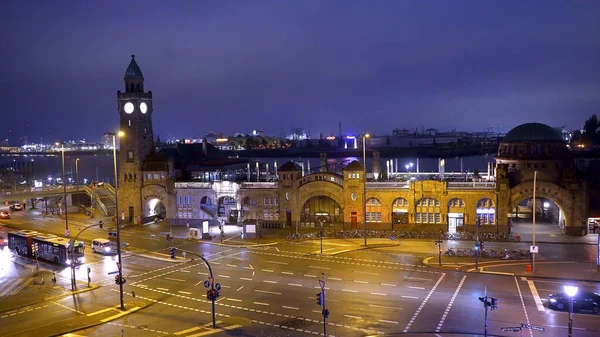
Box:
<box><xmin>218</xmin><ymin>196</ymin><xmax>238</xmax><ymax>224</ymax></box>
<box><xmin>392</xmin><ymin>198</ymin><xmax>409</xmax><ymax>227</ymax></box>
<box><xmin>447</xmin><ymin>198</ymin><xmax>465</xmax><ymax>233</ymax></box>
<box><xmin>144</xmin><ymin>198</ymin><xmax>166</xmax><ymax>220</ymax></box>
<box><xmin>200</xmin><ymin>196</ymin><xmax>215</xmax><ymax>218</ymax></box>
<box><xmin>510</xmin><ymin>197</ymin><xmax>565</xmax><ymax>235</ymax></box>
<box><xmin>300</xmin><ymin>196</ymin><xmax>343</xmax><ymax>228</ymax></box>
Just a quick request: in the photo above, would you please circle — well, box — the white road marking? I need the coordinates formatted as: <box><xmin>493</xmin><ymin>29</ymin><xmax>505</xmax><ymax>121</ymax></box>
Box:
<box><xmin>236</xmin><ymin>286</ymin><xmax>244</xmax><ymax>292</ymax></box>
<box><xmin>244</xmin><ymin>266</ymin><xmax>253</xmax><ymax>270</ymax></box>
<box><xmin>179</xmin><ymin>270</ymin><xmax>191</xmax><ymax>273</ymax></box>
<box><xmin>345</xmin><ymin>314</ymin><xmax>362</xmax><ymax>319</ymax></box>
<box><xmin>342</xmin><ymin>289</ymin><xmax>358</xmax><ymax>293</ymax></box>
<box><xmin>527</xmin><ymin>280</ymin><xmax>546</xmax><ymax>312</ymax></box>
<box><xmin>328</xmin><ymin>277</ymin><xmax>342</xmax><ymax>281</ymax></box>
<box><xmin>218</xmin><ymin>274</ymin><xmax>230</xmax><ymax>278</ymax></box>
<box><xmin>354</xmin><ymin>280</ymin><xmax>368</xmax><ymax>284</ymax></box>
<box><xmin>281</xmin><ymin>271</ymin><xmax>294</xmax><ymax>275</ymax></box>
<box><xmin>156</xmin><ymin>288</ymin><xmax>169</xmax><ymax>291</ymax></box>
<box><xmin>262</xmin><ymin>269</ymin><xmax>274</xmax><ymax>273</ymax></box>
<box><xmin>543</xmin><ymin>324</ymin><xmax>586</xmax><ymax>331</ymax></box>
<box><xmin>435</xmin><ymin>275</ymin><xmax>466</xmax><ymax>332</ymax></box>
<box><xmin>255</xmin><ymin>290</ymin><xmax>281</xmax><ymax>295</ymax></box>
<box><xmin>164</xmin><ymin>277</ymin><xmax>185</xmax><ymax>282</ymax></box>
<box><xmin>404</xmin><ymin>276</ymin><xmax>433</xmax><ymax>281</ymax></box>
<box><xmin>288</xmin><ymin>283</ymin><xmax>303</xmax><ymax>287</ymax></box>
<box><xmin>282</xmin><ymin>306</ymin><xmax>299</xmax><ymax>310</ymax></box>
<box><xmin>382</xmin><ymin>283</ymin><xmax>397</xmax><ymax>287</ymax></box>
<box><xmin>254</xmin><ymin>302</ymin><xmax>269</xmax><ymax>306</ymax></box>
<box><xmin>275</xmin><ymin>247</ymin><xmax>280</xmax><ymax>252</ymax></box>
<box><xmin>267</xmin><ymin>261</ymin><xmax>288</xmax><ymax>265</ymax></box>
<box><xmin>379</xmin><ymin>319</ymin><xmax>398</xmax><ymax>324</ymax></box>
<box><xmin>178</xmin><ymin>291</ymin><xmax>192</xmax><ymax>295</ymax></box>
<box><xmin>313</xmin><ymin>286</ymin><xmax>330</xmax><ymax>290</ymax></box>
<box><xmin>263</xmin><ymin>280</ymin><xmax>277</xmax><ymax>284</ymax></box>
<box><xmin>198</xmin><ymin>272</ymin><xmax>208</xmax><ymax>276</ymax></box>
<box><xmin>355</xmin><ymin>271</ymin><xmax>379</xmax><ymax>276</ymax></box>
<box><xmin>371</xmin><ymin>292</ymin><xmax>387</xmax><ymax>296</ymax></box>
<box><xmin>226</xmin><ymin>298</ymin><xmax>242</xmax><ymax>302</ymax></box>
<box><xmin>514</xmin><ymin>277</ymin><xmax>534</xmax><ymax>337</ymax></box>
<box><xmin>408</xmin><ymin>286</ymin><xmax>425</xmax><ymax>290</ymax></box>
<box><xmin>369</xmin><ymin>304</ymin><xmax>401</xmax><ymax>310</ymax></box>
<box><xmin>308</xmin><ymin>266</ymin><xmax>330</xmax><ymax>270</ymax></box>
<box><xmin>312</xmin><ymin>310</ymin><xmax>321</xmax><ymax>313</ymax></box>
<box><xmin>304</xmin><ymin>274</ymin><xmax>317</xmax><ymax>278</ymax></box>
<box><xmin>521</xmin><ymin>277</ymin><xmax>528</xmax><ymax>281</ymax></box>
<box><xmin>403</xmin><ymin>273</ymin><xmax>446</xmax><ymax>333</ymax></box>
<box><xmin>401</xmin><ymin>295</ymin><xmax>419</xmax><ymax>299</ymax></box>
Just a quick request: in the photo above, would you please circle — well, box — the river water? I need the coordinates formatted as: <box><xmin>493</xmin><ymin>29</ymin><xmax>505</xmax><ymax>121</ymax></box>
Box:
<box><xmin>0</xmin><ymin>152</ymin><xmax>495</xmax><ymax>183</ymax></box>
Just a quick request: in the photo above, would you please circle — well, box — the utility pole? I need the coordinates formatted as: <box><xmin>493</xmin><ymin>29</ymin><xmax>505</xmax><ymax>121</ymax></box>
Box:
<box><xmin>478</xmin><ymin>289</ymin><xmax>498</xmax><ymax>337</ymax></box>
<box><xmin>316</xmin><ymin>273</ymin><xmax>329</xmax><ymax>337</ymax></box>
<box><xmin>532</xmin><ymin>170</ymin><xmax>537</xmax><ymax>273</ymax></box>
<box><xmin>320</xmin><ymin>221</ymin><xmax>324</xmax><ymax>254</ymax></box>
<box><xmin>435</xmin><ymin>240</ymin><xmax>443</xmax><ymax>266</ymax></box>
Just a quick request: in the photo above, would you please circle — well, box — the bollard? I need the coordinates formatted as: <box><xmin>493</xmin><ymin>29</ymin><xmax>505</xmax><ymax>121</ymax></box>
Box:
<box><xmin>525</xmin><ymin>264</ymin><xmax>532</xmax><ymax>273</ymax></box>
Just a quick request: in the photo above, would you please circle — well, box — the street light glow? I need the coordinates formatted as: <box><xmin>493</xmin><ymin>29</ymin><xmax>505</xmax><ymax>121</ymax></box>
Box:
<box><xmin>117</xmin><ymin>131</ymin><xmax>125</xmax><ymax>137</ymax></box>
<box><xmin>564</xmin><ymin>285</ymin><xmax>578</xmax><ymax>297</ymax></box>
<box><xmin>364</xmin><ymin>133</ymin><xmax>370</xmax><ymax>138</ymax></box>
<box><xmin>543</xmin><ymin>201</ymin><xmax>550</xmax><ymax>208</ymax></box>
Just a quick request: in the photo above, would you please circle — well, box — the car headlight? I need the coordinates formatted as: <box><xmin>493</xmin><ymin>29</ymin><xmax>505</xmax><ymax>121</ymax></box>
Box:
<box><xmin>104</xmin><ymin>247</ymin><xmax>111</xmax><ymax>252</ymax></box>
<box><xmin>549</xmin><ymin>298</ymin><xmax>557</xmax><ymax>303</ymax></box>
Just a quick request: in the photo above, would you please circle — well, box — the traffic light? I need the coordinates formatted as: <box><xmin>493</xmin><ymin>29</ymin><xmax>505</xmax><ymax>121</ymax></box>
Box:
<box><xmin>170</xmin><ymin>247</ymin><xmax>176</xmax><ymax>259</ymax></box>
<box><xmin>115</xmin><ymin>275</ymin><xmax>120</xmax><ymax>285</ymax></box>
<box><xmin>480</xmin><ymin>242</ymin><xmax>484</xmax><ymax>250</ymax></box>
<box><xmin>491</xmin><ymin>297</ymin><xmax>498</xmax><ymax>310</ymax></box>
<box><xmin>475</xmin><ymin>242</ymin><xmax>480</xmax><ymax>251</ymax></box>
<box><xmin>316</xmin><ymin>292</ymin><xmax>323</xmax><ymax>306</ymax></box>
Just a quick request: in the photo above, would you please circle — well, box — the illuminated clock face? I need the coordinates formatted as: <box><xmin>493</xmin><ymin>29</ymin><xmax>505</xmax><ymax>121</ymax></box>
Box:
<box><xmin>351</xmin><ymin>193</ymin><xmax>357</xmax><ymax>201</ymax></box>
<box><xmin>140</xmin><ymin>102</ymin><xmax>148</xmax><ymax>114</ymax></box>
<box><xmin>124</xmin><ymin>102</ymin><xmax>134</xmax><ymax>114</ymax></box>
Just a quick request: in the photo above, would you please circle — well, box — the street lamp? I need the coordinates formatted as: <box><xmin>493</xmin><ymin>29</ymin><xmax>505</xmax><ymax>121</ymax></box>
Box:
<box><xmin>532</xmin><ymin>170</ymin><xmax>538</xmax><ymax>272</ymax></box>
<box><xmin>105</xmin><ymin>131</ymin><xmax>125</xmax><ymax>310</ymax></box>
<box><xmin>75</xmin><ymin>158</ymin><xmax>80</xmax><ymax>207</ymax></box>
<box><xmin>362</xmin><ymin>133</ymin><xmax>370</xmax><ymax>247</ymax></box>
<box><xmin>564</xmin><ymin>285</ymin><xmax>578</xmax><ymax>337</ymax></box>
<box><xmin>56</xmin><ymin>142</ymin><xmax>69</xmax><ymax>236</ymax></box>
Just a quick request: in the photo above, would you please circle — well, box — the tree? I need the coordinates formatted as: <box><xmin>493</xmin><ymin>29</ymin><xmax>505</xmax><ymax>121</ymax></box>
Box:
<box><xmin>583</xmin><ymin>114</ymin><xmax>599</xmax><ymax>145</ymax></box>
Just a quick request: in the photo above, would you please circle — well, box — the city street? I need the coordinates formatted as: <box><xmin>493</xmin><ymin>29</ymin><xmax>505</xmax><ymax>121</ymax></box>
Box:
<box><xmin>0</xmin><ymin>210</ymin><xmax>599</xmax><ymax>336</ymax></box>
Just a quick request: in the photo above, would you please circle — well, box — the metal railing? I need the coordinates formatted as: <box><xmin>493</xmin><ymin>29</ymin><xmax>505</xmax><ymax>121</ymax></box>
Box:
<box><xmin>366</xmin><ymin>181</ymin><xmax>410</xmax><ymax>189</ymax></box>
<box><xmin>447</xmin><ymin>181</ymin><xmax>496</xmax><ymax>189</ymax></box>
<box><xmin>241</xmin><ymin>182</ymin><xmax>278</xmax><ymax>189</ymax></box>
<box><xmin>175</xmin><ymin>182</ymin><xmax>213</xmax><ymax>189</ymax></box>
<box><xmin>104</xmin><ymin>183</ymin><xmax>116</xmax><ymax>197</ymax></box>
<box><xmin>82</xmin><ymin>185</ymin><xmax>109</xmax><ymax>216</ymax></box>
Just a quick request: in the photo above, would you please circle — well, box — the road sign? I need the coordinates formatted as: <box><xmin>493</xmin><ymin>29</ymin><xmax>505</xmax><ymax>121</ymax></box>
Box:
<box><xmin>65</xmin><ymin>229</ymin><xmax>70</xmax><ymax>237</ymax></box>
<box><xmin>501</xmin><ymin>327</ymin><xmax>521</xmax><ymax>332</ymax></box>
<box><xmin>182</xmin><ymin>251</ymin><xmax>187</xmax><ymax>258</ymax></box>
<box><xmin>108</xmin><ymin>232</ymin><xmax>118</xmax><ymax>237</ymax></box>
<box><xmin>521</xmin><ymin>323</ymin><xmax>544</xmax><ymax>331</ymax></box>
<box><xmin>215</xmin><ymin>283</ymin><xmax>222</xmax><ymax>291</ymax></box>
<box><xmin>390</xmin><ymin>235</ymin><xmax>395</xmax><ymax>241</ymax></box>
<box><xmin>319</xmin><ymin>280</ymin><xmax>325</xmax><ymax>290</ymax></box>
<box><xmin>530</xmin><ymin>245</ymin><xmax>539</xmax><ymax>253</ymax></box>
<box><xmin>204</xmin><ymin>280</ymin><xmax>210</xmax><ymax>288</ymax></box>
<box><xmin>108</xmin><ymin>271</ymin><xmax>119</xmax><ymax>275</ymax></box>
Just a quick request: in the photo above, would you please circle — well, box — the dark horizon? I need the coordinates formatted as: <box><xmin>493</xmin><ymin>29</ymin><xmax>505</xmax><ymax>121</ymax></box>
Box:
<box><xmin>2</xmin><ymin>1</ymin><xmax>599</xmax><ymax>144</ymax></box>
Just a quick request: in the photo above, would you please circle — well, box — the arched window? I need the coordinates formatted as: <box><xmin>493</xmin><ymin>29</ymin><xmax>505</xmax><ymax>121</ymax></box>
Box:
<box><xmin>415</xmin><ymin>198</ymin><xmax>441</xmax><ymax>224</ymax></box>
<box><xmin>242</xmin><ymin>196</ymin><xmax>256</xmax><ymax>206</ymax></box>
<box><xmin>366</xmin><ymin>198</ymin><xmax>382</xmax><ymax>223</ymax></box>
<box><xmin>476</xmin><ymin>198</ymin><xmax>495</xmax><ymax>224</ymax></box>
<box><xmin>447</xmin><ymin>198</ymin><xmax>465</xmax><ymax>208</ymax></box>
<box><xmin>392</xmin><ymin>198</ymin><xmax>409</xmax><ymax>208</ymax></box>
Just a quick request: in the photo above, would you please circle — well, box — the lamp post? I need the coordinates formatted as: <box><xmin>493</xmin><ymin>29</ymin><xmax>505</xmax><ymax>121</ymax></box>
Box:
<box><xmin>106</xmin><ymin>131</ymin><xmax>125</xmax><ymax>310</ymax></box>
<box><xmin>532</xmin><ymin>170</ymin><xmax>537</xmax><ymax>273</ymax></box>
<box><xmin>564</xmin><ymin>285</ymin><xmax>578</xmax><ymax>337</ymax></box>
<box><xmin>75</xmin><ymin>158</ymin><xmax>80</xmax><ymax>207</ymax></box>
<box><xmin>57</xmin><ymin>143</ymin><xmax>69</xmax><ymax>236</ymax></box>
<box><xmin>362</xmin><ymin>133</ymin><xmax>370</xmax><ymax>247</ymax></box>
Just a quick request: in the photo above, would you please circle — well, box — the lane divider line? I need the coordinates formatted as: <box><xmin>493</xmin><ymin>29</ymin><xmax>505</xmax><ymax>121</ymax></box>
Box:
<box><xmin>435</xmin><ymin>275</ymin><xmax>466</xmax><ymax>332</ymax></box>
<box><xmin>403</xmin><ymin>273</ymin><xmax>446</xmax><ymax>333</ymax></box>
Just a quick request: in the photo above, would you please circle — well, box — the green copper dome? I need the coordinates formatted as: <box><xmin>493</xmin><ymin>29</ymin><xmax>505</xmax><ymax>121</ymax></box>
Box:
<box><xmin>124</xmin><ymin>55</ymin><xmax>144</xmax><ymax>79</ymax></box>
<box><xmin>503</xmin><ymin>123</ymin><xmax>563</xmax><ymax>143</ymax></box>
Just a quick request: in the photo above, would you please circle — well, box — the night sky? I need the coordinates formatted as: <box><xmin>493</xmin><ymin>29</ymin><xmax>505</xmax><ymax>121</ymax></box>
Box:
<box><xmin>1</xmin><ymin>1</ymin><xmax>599</xmax><ymax>144</ymax></box>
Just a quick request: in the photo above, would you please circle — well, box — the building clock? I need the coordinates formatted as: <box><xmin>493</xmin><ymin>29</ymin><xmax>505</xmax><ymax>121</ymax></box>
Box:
<box><xmin>351</xmin><ymin>193</ymin><xmax>357</xmax><ymax>201</ymax></box>
<box><xmin>124</xmin><ymin>102</ymin><xmax>134</xmax><ymax>114</ymax></box>
<box><xmin>140</xmin><ymin>102</ymin><xmax>148</xmax><ymax>114</ymax></box>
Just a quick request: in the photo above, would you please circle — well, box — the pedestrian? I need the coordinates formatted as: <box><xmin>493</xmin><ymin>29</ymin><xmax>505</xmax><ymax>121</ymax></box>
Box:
<box><xmin>186</xmin><ymin>221</ymin><xmax>190</xmax><ymax>230</ymax></box>
<box><xmin>52</xmin><ymin>272</ymin><xmax>57</xmax><ymax>285</ymax></box>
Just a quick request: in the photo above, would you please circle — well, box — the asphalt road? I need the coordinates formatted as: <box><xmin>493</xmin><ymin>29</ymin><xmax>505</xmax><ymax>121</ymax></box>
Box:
<box><xmin>0</xmin><ymin>211</ymin><xmax>599</xmax><ymax>336</ymax></box>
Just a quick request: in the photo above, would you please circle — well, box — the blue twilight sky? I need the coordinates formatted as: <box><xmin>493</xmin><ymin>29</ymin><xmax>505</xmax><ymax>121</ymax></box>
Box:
<box><xmin>1</xmin><ymin>0</ymin><xmax>599</xmax><ymax>143</ymax></box>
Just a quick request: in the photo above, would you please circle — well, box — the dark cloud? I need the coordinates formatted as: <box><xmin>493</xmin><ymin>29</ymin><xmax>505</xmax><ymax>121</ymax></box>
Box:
<box><xmin>1</xmin><ymin>0</ymin><xmax>599</xmax><ymax>142</ymax></box>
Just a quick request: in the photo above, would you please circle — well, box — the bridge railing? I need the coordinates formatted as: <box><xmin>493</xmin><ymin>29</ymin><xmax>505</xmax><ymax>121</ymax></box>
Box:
<box><xmin>104</xmin><ymin>183</ymin><xmax>116</xmax><ymax>198</ymax></box>
<box><xmin>0</xmin><ymin>185</ymin><xmax>78</xmax><ymax>196</ymax></box>
<box><xmin>241</xmin><ymin>182</ymin><xmax>278</xmax><ymax>189</ymax></box>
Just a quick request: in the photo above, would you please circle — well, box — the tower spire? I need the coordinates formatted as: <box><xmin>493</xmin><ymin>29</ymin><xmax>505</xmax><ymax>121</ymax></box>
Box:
<box><xmin>124</xmin><ymin>55</ymin><xmax>144</xmax><ymax>92</ymax></box>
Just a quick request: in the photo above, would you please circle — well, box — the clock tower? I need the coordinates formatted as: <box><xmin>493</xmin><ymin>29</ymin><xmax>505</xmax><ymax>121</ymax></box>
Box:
<box><xmin>117</xmin><ymin>55</ymin><xmax>155</xmax><ymax>223</ymax></box>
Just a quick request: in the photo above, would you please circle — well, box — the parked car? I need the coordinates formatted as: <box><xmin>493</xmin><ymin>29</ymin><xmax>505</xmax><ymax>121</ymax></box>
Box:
<box><xmin>0</xmin><ymin>211</ymin><xmax>10</xmax><ymax>219</ymax></box>
<box><xmin>548</xmin><ymin>290</ymin><xmax>600</xmax><ymax>313</ymax></box>
<box><xmin>91</xmin><ymin>238</ymin><xmax>114</xmax><ymax>254</ymax></box>
<box><xmin>9</xmin><ymin>204</ymin><xmax>23</xmax><ymax>211</ymax></box>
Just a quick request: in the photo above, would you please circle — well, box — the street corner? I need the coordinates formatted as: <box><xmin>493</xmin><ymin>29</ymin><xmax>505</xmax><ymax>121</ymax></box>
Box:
<box><xmin>421</xmin><ymin>256</ymin><xmax>462</xmax><ymax>271</ymax></box>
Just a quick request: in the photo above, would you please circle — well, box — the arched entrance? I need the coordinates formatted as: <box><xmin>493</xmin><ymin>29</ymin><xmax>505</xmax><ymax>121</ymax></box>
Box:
<box><xmin>300</xmin><ymin>196</ymin><xmax>343</xmax><ymax>228</ymax></box>
<box><xmin>510</xmin><ymin>197</ymin><xmax>565</xmax><ymax>235</ymax></box>
<box><xmin>144</xmin><ymin>198</ymin><xmax>166</xmax><ymax>220</ymax></box>
<box><xmin>217</xmin><ymin>196</ymin><xmax>238</xmax><ymax>224</ymax></box>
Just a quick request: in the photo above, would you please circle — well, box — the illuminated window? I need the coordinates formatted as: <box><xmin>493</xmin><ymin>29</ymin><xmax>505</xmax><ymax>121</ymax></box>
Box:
<box><xmin>415</xmin><ymin>198</ymin><xmax>441</xmax><ymax>224</ymax></box>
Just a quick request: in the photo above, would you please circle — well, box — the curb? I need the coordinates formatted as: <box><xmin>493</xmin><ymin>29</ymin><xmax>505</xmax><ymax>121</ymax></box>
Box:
<box><xmin>200</xmin><ymin>240</ymin><xmax>281</xmax><ymax>248</ymax></box>
<box><xmin>422</xmin><ymin>256</ymin><xmax>600</xmax><ymax>283</ymax></box>
<box><xmin>329</xmin><ymin>243</ymin><xmax>400</xmax><ymax>256</ymax></box>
